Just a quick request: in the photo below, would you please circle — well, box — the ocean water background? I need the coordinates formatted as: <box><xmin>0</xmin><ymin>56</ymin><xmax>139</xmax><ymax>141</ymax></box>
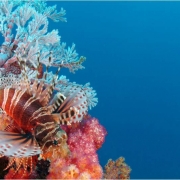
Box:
<box><xmin>40</xmin><ymin>2</ymin><xmax>180</xmax><ymax>179</ymax></box>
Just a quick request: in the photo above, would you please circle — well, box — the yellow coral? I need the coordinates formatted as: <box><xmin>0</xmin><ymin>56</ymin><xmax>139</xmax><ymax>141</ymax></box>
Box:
<box><xmin>103</xmin><ymin>157</ymin><xmax>131</xmax><ymax>179</ymax></box>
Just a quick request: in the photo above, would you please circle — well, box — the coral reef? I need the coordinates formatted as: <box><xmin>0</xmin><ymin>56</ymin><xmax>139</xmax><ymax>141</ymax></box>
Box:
<box><xmin>0</xmin><ymin>0</ymin><xmax>131</xmax><ymax>179</ymax></box>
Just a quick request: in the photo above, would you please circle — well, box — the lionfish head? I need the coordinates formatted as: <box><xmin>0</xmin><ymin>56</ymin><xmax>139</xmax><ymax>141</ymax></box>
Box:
<box><xmin>48</xmin><ymin>123</ymin><xmax>67</xmax><ymax>148</ymax></box>
<box><xmin>34</xmin><ymin>121</ymin><xmax>67</xmax><ymax>153</ymax></box>
<box><xmin>53</xmin><ymin>126</ymin><xmax>67</xmax><ymax>146</ymax></box>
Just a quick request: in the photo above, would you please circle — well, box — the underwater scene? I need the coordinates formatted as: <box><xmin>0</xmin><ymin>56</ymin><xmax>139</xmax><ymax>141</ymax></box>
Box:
<box><xmin>0</xmin><ymin>0</ymin><xmax>179</xmax><ymax>179</ymax></box>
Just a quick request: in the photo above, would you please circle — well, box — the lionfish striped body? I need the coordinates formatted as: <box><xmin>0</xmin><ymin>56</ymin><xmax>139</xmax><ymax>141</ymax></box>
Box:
<box><xmin>0</xmin><ymin>88</ymin><xmax>66</xmax><ymax>149</ymax></box>
<box><xmin>0</xmin><ymin>56</ymin><xmax>88</xmax><ymax>177</ymax></box>
<box><xmin>0</xmin><ymin>88</ymin><xmax>46</xmax><ymax>132</ymax></box>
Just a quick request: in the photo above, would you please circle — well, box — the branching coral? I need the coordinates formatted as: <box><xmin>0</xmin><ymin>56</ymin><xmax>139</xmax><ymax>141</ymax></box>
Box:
<box><xmin>0</xmin><ymin>0</ymin><xmax>83</xmax><ymax>75</ymax></box>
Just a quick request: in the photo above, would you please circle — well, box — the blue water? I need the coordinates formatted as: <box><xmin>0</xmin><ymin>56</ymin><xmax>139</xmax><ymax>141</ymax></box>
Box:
<box><xmin>49</xmin><ymin>2</ymin><xmax>180</xmax><ymax>179</ymax></box>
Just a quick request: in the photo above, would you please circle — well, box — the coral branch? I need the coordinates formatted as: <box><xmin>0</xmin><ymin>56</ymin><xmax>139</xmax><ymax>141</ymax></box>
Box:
<box><xmin>0</xmin><ymin>0</ymin><xmax>82</xmax><ymax>73</ymax></box>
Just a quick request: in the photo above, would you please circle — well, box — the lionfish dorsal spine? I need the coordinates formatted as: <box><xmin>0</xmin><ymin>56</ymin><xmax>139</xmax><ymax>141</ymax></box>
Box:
<box><xmin>48</xmin><ymin>92</ymin><xmax>66</xmax><ymax>112</ymax></box>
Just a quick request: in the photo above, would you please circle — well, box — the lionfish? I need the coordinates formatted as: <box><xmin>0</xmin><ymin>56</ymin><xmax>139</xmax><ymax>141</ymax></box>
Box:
<box><xmin>0</xmin><ymin>54</ymin><xmax>88</xmax><ymax>177</ymax></box>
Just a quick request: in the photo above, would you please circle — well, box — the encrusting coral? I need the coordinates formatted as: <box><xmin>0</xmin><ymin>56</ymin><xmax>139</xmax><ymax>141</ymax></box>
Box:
<box><xmin>0</xmin><ymin>0</ymin><xmax>131</xmax><ymax>179</ymax></box>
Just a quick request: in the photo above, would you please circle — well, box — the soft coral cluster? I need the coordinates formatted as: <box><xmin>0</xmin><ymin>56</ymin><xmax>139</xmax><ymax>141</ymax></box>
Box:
<box><xmin>47</xmin><ymin>115</ymin><xmax>107</xmax><ymax>179</ymax></box>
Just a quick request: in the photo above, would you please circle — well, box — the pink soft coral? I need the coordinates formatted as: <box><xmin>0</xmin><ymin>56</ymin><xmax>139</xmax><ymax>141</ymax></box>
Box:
<box><xmin>47</xmin><ymin>115</ymin><xmax>107</xmax><ymax>179</ymax></box>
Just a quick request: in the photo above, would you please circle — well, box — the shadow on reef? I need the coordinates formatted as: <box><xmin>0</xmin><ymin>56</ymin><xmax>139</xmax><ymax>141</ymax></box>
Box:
<box><xmin>0</xmin><ymin>157</ymin><xmax>51</xmax><ymax>179</ymax></box>
<box><xmin>0</xmin><ymin>157</ymin><xmax>9</xmax><ymax>178</ymax></box>
<box><xmin>35</xmin><ymin>159</ymin><xmax>50</xmax><ymax>179</ymax></box>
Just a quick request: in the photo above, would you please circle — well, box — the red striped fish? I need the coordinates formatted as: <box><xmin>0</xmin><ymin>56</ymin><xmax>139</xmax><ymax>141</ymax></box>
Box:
<box><xmin>0</xmin><ymin>56</ymin><xmax>88</xmax><ymax>177</ymax></box>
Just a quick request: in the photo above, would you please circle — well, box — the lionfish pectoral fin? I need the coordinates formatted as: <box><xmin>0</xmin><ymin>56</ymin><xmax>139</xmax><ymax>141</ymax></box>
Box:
<box><xmin>0</xmin><ymin>131</ymin><xmax>41</xmax><ymax>157</ymax></box>
<box><xmin>51</xmin><ymin>113</ymin><xmax>71</xmax><ymax>125</ymax></box>
<box><xmin>51</xmin><ymin>106</ymin><xmax>78</xmax><ymax>125</ymax></box>
<box><xmin>57</xmin><ymin>87</ymin><xmax>88</xmax><ymax>123</ymax></box>
<box><xmin>48</xmin><ymin>92</ymin><xmax>66</xmax><ymax>113</ymax></box>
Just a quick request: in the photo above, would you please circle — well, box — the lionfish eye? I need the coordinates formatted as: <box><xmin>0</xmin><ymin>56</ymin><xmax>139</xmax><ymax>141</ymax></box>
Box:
<box><xmin>53</xmin><ymin>139</ymin><xmax>58</xmax><ymax>145</ymax></box>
